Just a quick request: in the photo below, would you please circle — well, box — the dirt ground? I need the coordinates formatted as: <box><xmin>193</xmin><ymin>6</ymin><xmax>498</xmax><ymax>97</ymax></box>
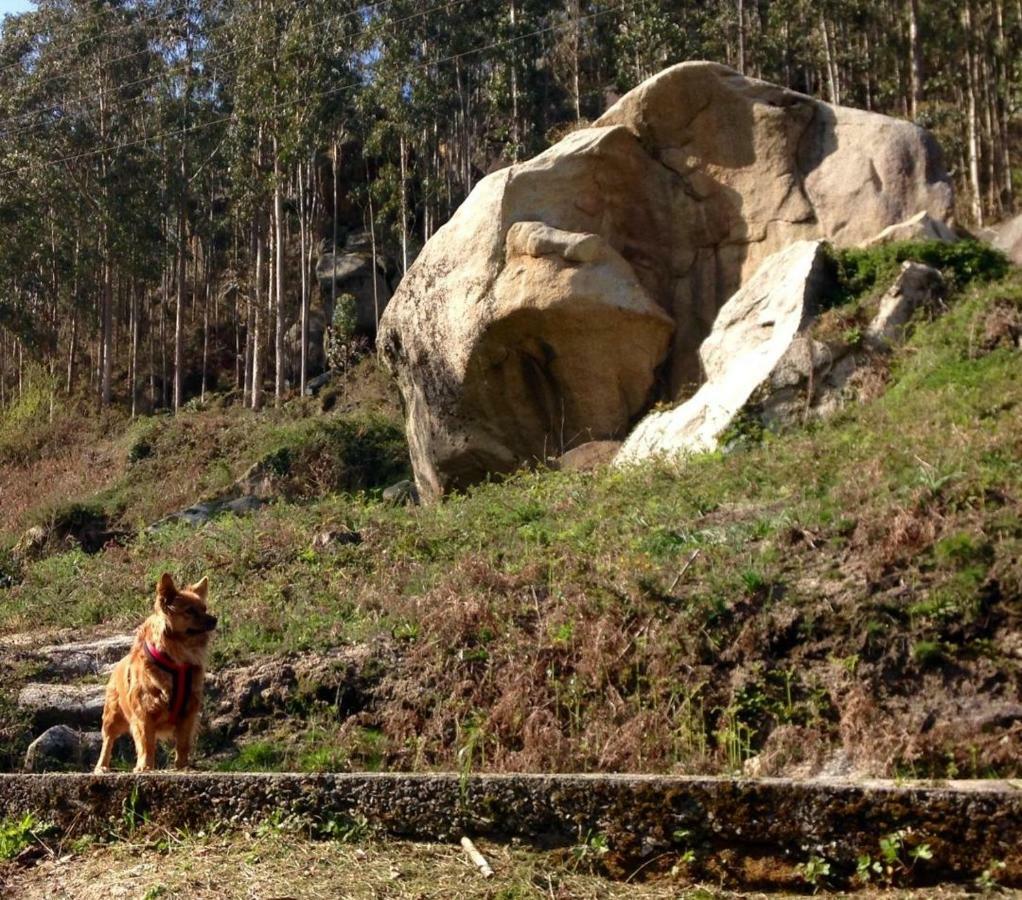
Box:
<box><xmin>0</xmin><ymin>832</ymin><xmax>983</xmax><ymax>900</ymax></box>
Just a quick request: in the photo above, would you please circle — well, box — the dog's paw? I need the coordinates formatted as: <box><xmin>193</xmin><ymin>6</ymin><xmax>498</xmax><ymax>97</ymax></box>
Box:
<box><xmin>93</xmin><ymin>765</ymin><xmax>111</xmax><ymax>775</ymax></box>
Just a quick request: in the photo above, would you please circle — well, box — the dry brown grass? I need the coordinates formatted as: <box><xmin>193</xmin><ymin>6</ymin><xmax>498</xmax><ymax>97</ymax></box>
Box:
<box><xmin>1</xmin><ymin>833</ymin><xmax>693</xmax><ymax>899</ymax></box>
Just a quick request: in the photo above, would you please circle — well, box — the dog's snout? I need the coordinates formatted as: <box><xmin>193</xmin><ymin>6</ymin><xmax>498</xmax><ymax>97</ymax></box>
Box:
<box><xmin>206</xmin><ymin>614</ymin><xmax>218</xmax><ymax>630</ymax></box>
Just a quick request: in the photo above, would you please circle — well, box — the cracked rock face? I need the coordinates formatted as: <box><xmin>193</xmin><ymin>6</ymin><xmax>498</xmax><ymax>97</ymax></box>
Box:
<box><xmin>380</xmin><ymin>61</ymin><xmax>953</xmax><ymax>500</ymax></box>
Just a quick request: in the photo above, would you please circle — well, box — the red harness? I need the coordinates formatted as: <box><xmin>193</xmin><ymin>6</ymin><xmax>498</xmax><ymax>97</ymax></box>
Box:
<box><xmin>143</xmin><ymin>641</ymin><xmax>195</xmax><ymax>726</ymax></box>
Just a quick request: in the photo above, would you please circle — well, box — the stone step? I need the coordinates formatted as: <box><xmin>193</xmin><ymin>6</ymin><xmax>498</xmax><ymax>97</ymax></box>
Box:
<box><xmin>17</xmin><ymin>683</ymin><xmax>107</xmax><ymax>730</ymax></box>
<box><xmin>29</xmin><ymin>634</ymin><xmax>134</xmax><ymax>680</ymax></box>
<box><xmin>0</xmin><ymin>773</ymin><xmax>1019</xmax><ymax>887</ymax></box>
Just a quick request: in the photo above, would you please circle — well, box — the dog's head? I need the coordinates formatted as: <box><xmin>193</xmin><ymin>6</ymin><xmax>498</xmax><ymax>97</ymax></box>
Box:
<box><xmin>154</xmin><ymin>573</ymin><xmax>218</xmax><ymax>645</ymax></box>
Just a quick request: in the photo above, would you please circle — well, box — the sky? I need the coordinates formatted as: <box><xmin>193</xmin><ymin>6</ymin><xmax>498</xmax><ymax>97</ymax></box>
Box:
<box><xmin>0</xmin><ymin>0</ymin><xmax>33</xmax><ymax>18</ymax></box>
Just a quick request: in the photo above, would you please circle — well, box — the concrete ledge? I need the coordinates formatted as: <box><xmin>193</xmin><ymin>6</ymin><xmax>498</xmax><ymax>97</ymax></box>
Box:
<box><xmin>1</xmin><ymin>773</ymin><xmax>1020</xmax><ymax>884</ymax></box>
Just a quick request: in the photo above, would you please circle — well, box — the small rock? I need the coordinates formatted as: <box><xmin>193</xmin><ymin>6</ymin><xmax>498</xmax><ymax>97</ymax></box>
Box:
<box><xmin>222</xmin><ymin>495</ymin><xmax>264</xmax><ymax>516</ymax></box>
<box><xmin>313</xmin><ymin>528</ymin><xmax>362</xmax><ymax>551</ymax></box>
<box><xmin>553</xmin><ymin>440</ymin><xmax>622</xmax><ymax>472</ymax></box>
<box><xmin>990</xmin><ymin>212</ymin><xmax>1022</xmax><ymax>265</ymax></box>
<box><xmin>382</xmin><ymin>480</ymin><xmax>419</xmax><ymax>505</ymax></box>
<box><xmin>24</xmin><ymin>725</ymin><xmax>103</xmax><ymax>773</ymax></box>
<box><xmin>13</xmin><ymin>525</ymin><xmax>49</xmax><ymax>563</ymax></box>
<box><xmin>305</xmin><ymin>370</ymin><xmax>335</xmax><ymax>396</ymax></box>
<box><xmin>866</xmin><ymin>261</ymin><xmax>944</xmax><ymax>347</ymax></box>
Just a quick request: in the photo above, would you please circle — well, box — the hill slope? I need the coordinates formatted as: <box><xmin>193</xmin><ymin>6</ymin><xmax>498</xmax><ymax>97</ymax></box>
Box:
<box><xmin>0</xmin><ymin>251</ymin><xmax>1020</xmax><ymax>780</ymax></box>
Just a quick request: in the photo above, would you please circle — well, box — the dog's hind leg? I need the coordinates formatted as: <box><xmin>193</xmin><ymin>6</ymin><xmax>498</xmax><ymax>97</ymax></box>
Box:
<box><xmin>94</xmin><ymin>693</ymin><xmax>128</xmax><ymax>774</ymax></box>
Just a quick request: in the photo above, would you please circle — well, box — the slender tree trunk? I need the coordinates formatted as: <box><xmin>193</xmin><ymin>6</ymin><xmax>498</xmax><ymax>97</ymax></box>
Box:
<box><xmin>908</xmin><ymin>0</ymin><xmax>923</xmax><ymax>120</ymax></box>
<box><xmin>737</xmin><ymin>0</ymin><xmax>746</xmax><ymax>74</ymax></box>
<box><xmin>127</xmin><ymin>284</ymin><xmax>134</xmax><ymax>418</ymax></box>
<box><xmin>252</xmin><ymin>220</ymin><xmax>265</xmax><ymax>412</ymax></box>
<box><xmin>273</xmin><ymin>139</ymin><xmax>285</xmax><ymax>407</ymax></box>
<box><xmin>174</xmin><ymin>186</ymin><xmax>186</xmax><ymax>412</ymax></box>
<box><xmin>399</xmin><ymin>133</ymin><xmax>409</xmax><ymax>274</ymax></box>
<box><xmin>510</xmin><ymin>0</ymin><xmax>520</xmax><ymax>159</ymax></box>
<box><xmin>365</xmin><ymin>155</ymin><xmax>381</xmax><ymax>332</ymax></box>
<box><xmin>819</xmin><ymin>13</ymin><xmax>838</xmax><ymax>104</ymax></box>
<box><xmin>570</xmin><ymin>0</ymin><xmax>582</xmax><ymax>119</ymax></box>
<box><xmin>298</xmin><ymin>155</ymin><xmax>309</xmax><ymax>394</ymax></box>
<box><xmin>962</xmin><ymin>2</ymin><xmax>984</xmax><ymax>225</ymax></box>
<box><xmin>331</xmin><ymin>139</ymin><xmax>339</xmax><ymax>325</ymax></box>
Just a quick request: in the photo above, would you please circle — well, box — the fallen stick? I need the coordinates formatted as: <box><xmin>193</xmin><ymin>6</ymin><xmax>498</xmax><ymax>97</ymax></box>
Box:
<box><xmin>460</xmin><ymin>836</ymin><xmax>494</xmax><ymax>878</ymax></box>
<box><xmin>668</xmin><ymin>549</ymin><xmax>701</xmax><ymax>592</ymax></box>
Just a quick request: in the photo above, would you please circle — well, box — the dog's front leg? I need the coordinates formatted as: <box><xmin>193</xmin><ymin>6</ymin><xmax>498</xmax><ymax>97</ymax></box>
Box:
<box><xmin>131</xmin><ymin>719</ymin><xmax>157</xmax><ymax>772</ymax></box>
<box><xmin>173</xmin><ymin>712</ymin><xmax>199</xmax><ymax>769</ymax></box>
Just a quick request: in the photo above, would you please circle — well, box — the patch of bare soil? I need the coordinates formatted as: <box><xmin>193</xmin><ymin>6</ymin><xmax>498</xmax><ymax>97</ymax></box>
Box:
<box><xmin>0</xmin><ymin>833</ymin><xmax>980</xmax><ymax>899</ymax></box>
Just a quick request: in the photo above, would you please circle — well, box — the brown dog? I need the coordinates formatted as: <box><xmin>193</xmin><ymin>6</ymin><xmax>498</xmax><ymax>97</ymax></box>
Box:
<box><xmin>95</xmin><ymin>573</ymin><xmax>217</xmax><ymax>773</ymax></box>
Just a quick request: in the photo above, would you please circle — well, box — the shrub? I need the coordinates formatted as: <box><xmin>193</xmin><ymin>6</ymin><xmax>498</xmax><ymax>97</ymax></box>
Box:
<box><xmin>826</xmin><ymin>240</ymin><xmax>1009</xmax><ymax>308</ymax></box>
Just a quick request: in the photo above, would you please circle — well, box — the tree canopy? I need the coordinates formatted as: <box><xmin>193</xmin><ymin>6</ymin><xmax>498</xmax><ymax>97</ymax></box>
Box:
<box><xmin>0</xmin><ymin>0</ymin><xmax>1017</xmax><ymax>413</ymax></box>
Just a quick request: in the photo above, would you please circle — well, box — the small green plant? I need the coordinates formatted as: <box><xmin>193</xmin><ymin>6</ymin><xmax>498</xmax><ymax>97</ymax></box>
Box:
<box><xmin>119</xmin><ymin>785</ymin><xmax>147</xmax><ymax>835</ymax></box>
<box><xmin>670</xmin><ymin>828</ymin><xmax>699</xmax><ymax>873</ymax></box>
<box><xmin>254</xmin><ymin>809</ymin><xmax>308</xmax><ymax>838</ymax></box>
<box><xmin>912</xmin><ymin>639</ymin><xmax>945</xmax><ymax>666</ymax></box>
<box><xmin>715</xmin><ymin>709</ymin><xmax>756</xmax><ymax>772</ymax></box>
<box><xmin>976</xmin><ymin>859</ymin><xmax>1007</xmax><ymax>892</ymax></box>
<box><xmin>571</xmin><ymin>829</ymin><xmax>610</xmax><ymax>872</ymax></box>
<box><xmin>0</xmin><ymin>813</ymin><xmax>53</xmax><ymax>860</ymax></box>
<box><xmin>320</xmin><ymin>812</ymin><xmax>370</xmax><ymax>843</ymax></box>
<box><xmin>842</xmin><ymin>325</ymin><xmax>864</xmax><ymax>348</ymax></box>
<box><xmin>799</xmin><ymin>854</ymin><xmax>832</xmax><ymax>890</ymax></box>
<box><xmin>141</xmin><ymin>886</ymin><xmax>168</xmax><ymax>900</ymax></box>
<box><xmin>325</xmin><ymin>293</ymin><xmax>368</xmax><ymax>376</ymax></box>
<box><xmin>856</xmin><ymin>829</ymin><xmax>933</xmax><ymax>886</ymax></box>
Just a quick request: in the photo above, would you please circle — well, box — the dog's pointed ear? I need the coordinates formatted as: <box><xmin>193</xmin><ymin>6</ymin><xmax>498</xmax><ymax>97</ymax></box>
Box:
<box><xmin>157</xmin><ymin>572</ymin><xmax>177</xmax><ymax>601</ymax></box>
<box><xmin>191</xmin><ymin>576</ymin><xmax>209</xmax><ymax>600</ymax></box>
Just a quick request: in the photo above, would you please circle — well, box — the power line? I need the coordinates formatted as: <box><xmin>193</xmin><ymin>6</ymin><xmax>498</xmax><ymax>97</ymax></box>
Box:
<box><xmin>0</xmin><ymin>0</ymin><xmax>636</xmax><ymax>181</ymax></box>
<box><xmin>0</xmin><ymin>0</ymin><xmax>191</xmax><ymax>78</ymax></box>
<box><xmin>0</xmin><ymin>0</ymin><xmax>409</xmax><ymax>138</ymax></box>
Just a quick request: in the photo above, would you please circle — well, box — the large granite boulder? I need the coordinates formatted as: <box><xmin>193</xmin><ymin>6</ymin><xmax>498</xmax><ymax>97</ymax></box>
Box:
<box><xmin>380</xmin><ymin>61</ymin><xmax>954</xmax><ymax>500</ymax></box>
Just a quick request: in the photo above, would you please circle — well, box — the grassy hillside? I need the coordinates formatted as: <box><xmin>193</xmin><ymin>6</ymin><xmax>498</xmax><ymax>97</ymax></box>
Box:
<box><xmin>1</xmin><ymin>245</ymin><xmax>1019</xmax><ymax>780</ymax></box>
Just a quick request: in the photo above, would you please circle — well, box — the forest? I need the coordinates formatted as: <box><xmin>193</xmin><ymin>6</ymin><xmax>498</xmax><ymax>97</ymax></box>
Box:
<box><xmin>0</xmin><ymin>0</ymin><xmax>1018</xmax><ymax>415</ymax></box>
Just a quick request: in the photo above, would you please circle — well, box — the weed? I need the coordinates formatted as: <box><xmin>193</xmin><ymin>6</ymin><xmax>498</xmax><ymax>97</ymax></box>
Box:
<box><xmin>0</xmin><ymin>813</ymin><xmax>53</xmax><ymax>860</ymax></box>
<box><xmin>798</xmin><ymin>854</ymin><xmax>832</xmax><ymax>890</ymax></box>
<box><xmin>976</xmin><ymin>859</ymin><xmax>1007</xmax><ymax>892</ymax></box>
<box><xmin>254</xmin><ymin>809</ymin><xmax>309</xmax><ymax>838</ymax></box>
<box><xmin>216</xmin><ymin>741</ymin><xmax>287</xmax><ymax>773</ymax></box>
<box><xmin>912</xmin><ymin>640</ymin><xmax>945</xmax><ymax>666</ymax></box>
<box><xmin>320</xmin><ymin>812</ymin><xmax>371</xmax><ymax>843</ymax></box>
<box><xmin>571</xmin><ymin>830</ymin><xmax>610</xmax><ymax>872</ymax></box>
<box><xmin>116</xmin><ymin>785</ymin><xmax>149</xmax><ymax>836</ymax></box>
<box><xmin>715</xmin><ymin>709</ymin><xmax>757</xmax><ymax>773</ymax></box>
<box><xmin>856</xmin><ymin>829</ymin><xmax>933</xmax><ymax>886</ymax></box>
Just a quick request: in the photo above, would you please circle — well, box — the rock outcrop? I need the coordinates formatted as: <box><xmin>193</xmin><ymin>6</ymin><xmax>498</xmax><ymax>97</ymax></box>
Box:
<box><xmin>617</xmin><ymin>241</ymin><xmax>829</xmax><ymax>461</ymax></box>
<box><xmin>991</xmin><ymin>213</ymin><xmax>1022</xmax><ymax>265</ymax></box>
<box><xmin>618</xmin><ymin>249</ymin><xmax>947</xmax><ymax>464</ymax></box>
<box><xmin>380</xmin><ymin>61</ymin><xmax>954</xmax><ymax>499</ymax></box>
<box><xmin>864</xmin><ymin>210</ymin><xmax>956</xmax><ymax>246</ymax></box>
